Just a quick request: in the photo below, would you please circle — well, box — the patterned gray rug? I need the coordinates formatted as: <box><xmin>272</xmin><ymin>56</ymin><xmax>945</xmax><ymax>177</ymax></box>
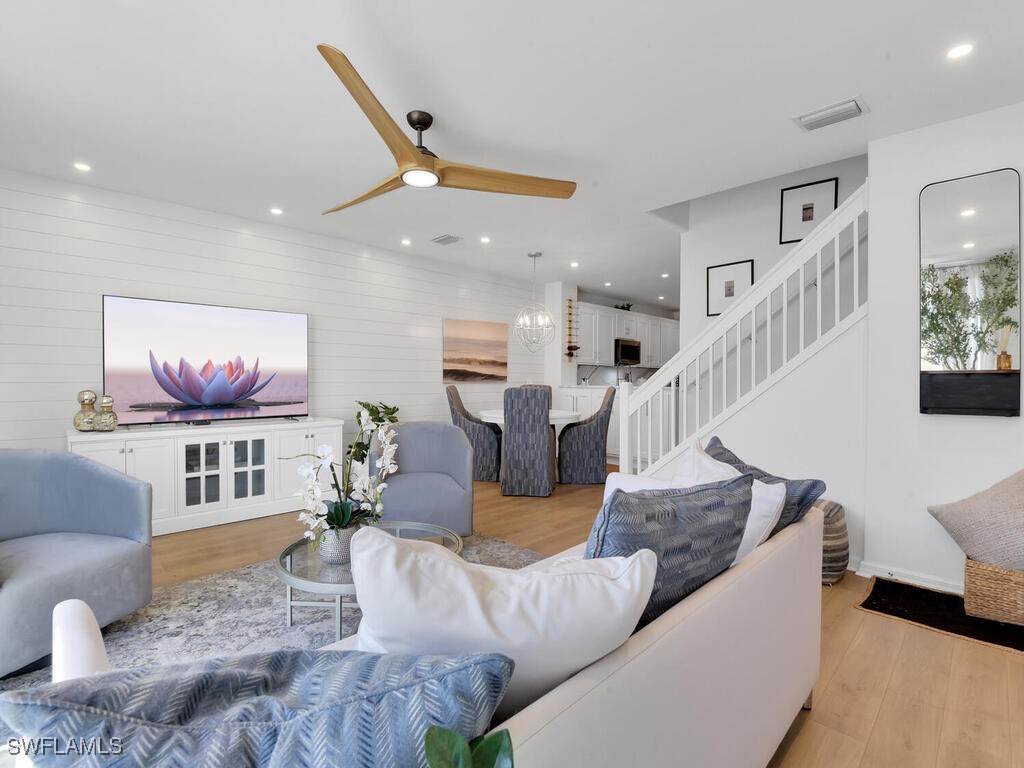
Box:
<box><xmin>0</xmin><ymin>534</ymin><xmax>542</xmax><ymax>693</ymax></box>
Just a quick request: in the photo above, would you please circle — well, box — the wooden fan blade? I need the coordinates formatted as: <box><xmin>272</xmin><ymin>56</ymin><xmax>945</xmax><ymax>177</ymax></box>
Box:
<box><xmin>322</xmin><ymin>173</ymin><xmax>404</xmax><ymax>215</ymax></box>
<box><xmin>316</xmin><ymin>44</ymin><xmax>420</xmax><ymax>166</ymax></box>
<box><xmin>436</xmin><ymin>160</ymin><xmax>576</xmax><ymax>199</ymax></box>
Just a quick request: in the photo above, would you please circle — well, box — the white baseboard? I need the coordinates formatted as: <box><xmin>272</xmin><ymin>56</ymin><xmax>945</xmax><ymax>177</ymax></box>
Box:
<box><xmin>856</xmin><ymin>560</ymin><xmax>964</xmax><ymax>595</ymax></box>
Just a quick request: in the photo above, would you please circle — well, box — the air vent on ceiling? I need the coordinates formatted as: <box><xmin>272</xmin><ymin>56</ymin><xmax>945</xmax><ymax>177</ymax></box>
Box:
<box><xmin>794</xmin><ymin>98</ymin><xmax>865</xmax><ymax>131</ymax></box>
<box><xmin>431</xmin><ymin>233</ymin><xmax>463</xmax><ymax>246</ymax></box>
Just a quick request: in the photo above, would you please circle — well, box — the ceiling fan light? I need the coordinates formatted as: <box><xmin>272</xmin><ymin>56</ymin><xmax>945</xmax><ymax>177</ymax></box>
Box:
<box><xmin>401</xmin><ymin>169</ymin><xmax>440</xmax><ymax>188</ymax></box>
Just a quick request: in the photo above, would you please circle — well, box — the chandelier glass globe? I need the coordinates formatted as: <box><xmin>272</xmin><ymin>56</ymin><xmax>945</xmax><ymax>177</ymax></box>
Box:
<box><xmin>513</xmin><ymin>303</ymin><xmax>557</xmax><ymax>352</ymax></box>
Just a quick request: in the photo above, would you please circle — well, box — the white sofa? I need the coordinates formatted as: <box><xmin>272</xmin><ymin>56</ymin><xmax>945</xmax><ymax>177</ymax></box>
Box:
<box><xmin>49</xmin><ymin>507</ymin><xmax>822</xmax><ymax>768</ymax></box>
<box><xmin>498</xmin><ymin>507</ymin><xmax>823</xmax><ymax>768</ymax></box>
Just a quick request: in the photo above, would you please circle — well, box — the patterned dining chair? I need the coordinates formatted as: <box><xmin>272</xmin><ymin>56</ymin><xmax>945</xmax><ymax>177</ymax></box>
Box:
<box><xmin>501</xmin><ymin>386</ymin><xmax>555</xmax><ymax>497</ymax></box>
<box><xmin>445</xmin><ymin>385</ymin><xmax>501</xmax><ymax>482</ymax></box>
<box><xmin>558</xmin><ymin>387</ymin><xmax>616</xmax><ymax>484</ymax></box>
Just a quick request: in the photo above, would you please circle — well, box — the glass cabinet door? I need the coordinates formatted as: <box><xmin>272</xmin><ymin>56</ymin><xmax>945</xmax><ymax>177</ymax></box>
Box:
<box><xmin>231</xmin><ymin>437</ymin><xmax>268</xmax><ymax>502</ymax></box>
<box><xmin>180</xmin><ymin>436</ymin><xmax>226</xmax><ymax>511</ymax></box>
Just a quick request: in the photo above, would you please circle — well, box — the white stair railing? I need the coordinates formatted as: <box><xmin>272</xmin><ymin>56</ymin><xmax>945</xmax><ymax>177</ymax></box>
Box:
<box><xmin>619</xmin><ymin>182</ymin><xmax>869</xmax><ymax>475</ymax></box>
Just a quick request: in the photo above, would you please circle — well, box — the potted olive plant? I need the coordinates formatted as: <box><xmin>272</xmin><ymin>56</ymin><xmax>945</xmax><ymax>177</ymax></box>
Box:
<box><xmin>920</xmin><ymin>249</ymin><xmax>1019</xmax><ymax>370</ymax></box>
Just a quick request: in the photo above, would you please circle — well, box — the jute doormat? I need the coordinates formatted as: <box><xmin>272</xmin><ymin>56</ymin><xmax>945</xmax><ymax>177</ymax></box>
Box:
<box><xmin>857</xmin><ymin>576</ymin><xmax>1024</xmax><ymax>653</ymax></box>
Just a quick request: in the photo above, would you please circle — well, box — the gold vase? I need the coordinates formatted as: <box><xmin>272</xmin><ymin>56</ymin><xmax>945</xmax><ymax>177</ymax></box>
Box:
<box><xmin>997</xmin><ymin>352</ymin><xmax>1012</xmax><ymax>371</ymax></box>
<box><xmin>95</xmin><ymin>395</ymin><xmax>118</xmax><ymax>431</ymax></box>
<box><xmin>73</xmin><ymin>390</ymin><xmax>97</xmax><ymax>432</ymax></box>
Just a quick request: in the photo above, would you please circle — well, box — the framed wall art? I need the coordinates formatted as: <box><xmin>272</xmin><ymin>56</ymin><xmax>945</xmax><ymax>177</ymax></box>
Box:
<box><xmin>442</xmin><ymin>318</ymin><xmax>509</xmax><ymax>383</ymax></box>
<box><xmin>706</xmin><ymin>259</ymin><xmax>754</xmax><ymax>317</ymax></box>
<box><xmin>779</xmin><ymin>177</ymin><xmax>838</xmax><ymax>244</ymax></box>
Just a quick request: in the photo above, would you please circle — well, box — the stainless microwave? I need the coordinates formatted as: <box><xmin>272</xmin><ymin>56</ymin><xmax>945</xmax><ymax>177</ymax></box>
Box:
<box><xmin>614</xmin><ymin>338</ymin><xmax>641</xmax><ymax>366</ymax></box>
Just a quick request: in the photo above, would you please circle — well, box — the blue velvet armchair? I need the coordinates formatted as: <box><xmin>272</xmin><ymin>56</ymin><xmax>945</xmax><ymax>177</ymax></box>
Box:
<box><xmin>0</xmin><ymin>449</ymin><xmax>152</xmax><ymax>677</ymax></box>
<box><xmin>369</xmin><ymin>422</ymin><xmax>474</xmax><ymax>536</ymax></box>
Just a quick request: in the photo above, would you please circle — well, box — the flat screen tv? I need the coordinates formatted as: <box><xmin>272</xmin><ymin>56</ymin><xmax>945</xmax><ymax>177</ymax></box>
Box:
<box><xmin>103</xmin><ymin>296</ymin><xmax>309</xmax><ymax>425</ymax></box>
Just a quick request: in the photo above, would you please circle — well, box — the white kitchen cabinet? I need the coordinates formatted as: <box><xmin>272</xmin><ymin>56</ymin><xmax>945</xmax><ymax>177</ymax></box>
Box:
<box><xmin>636</xmin><ymin>317</ymin><xmax>651</xmax><ymax>366</ymax></box>
<box><xmin>646</xmin><ymin>320</ymin><xmax>662</xmax><ymax>367</ymax></box>
<box><xmin>661</xmin><ymin>319</ymin><xmax>680</xmax><ymax>363</ymax></box>
<box><xmin>616</xmin><ymin>313</ymin><xmax>638</xmax><ymax>340</ymax></box>
<box><xmin>574</xmin><ymin>303</ymin><xmax>598</xmax><ymax>365</ymax></box>
<box><xmin>67</xmin><ymin>417</ymin><xmax>344</xmax><ymax>535</ymax></box>
<box><xmin>595</xmin><ymin>308</ymin><xmax>616</xmax><ymax>366</ymax></box>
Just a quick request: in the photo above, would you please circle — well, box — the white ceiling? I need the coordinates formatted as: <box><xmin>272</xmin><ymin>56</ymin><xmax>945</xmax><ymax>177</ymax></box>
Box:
<box><xmin>3</xmin><ymin>1</ymin><xmax>1024</xmax><ymax>310</ymax></box>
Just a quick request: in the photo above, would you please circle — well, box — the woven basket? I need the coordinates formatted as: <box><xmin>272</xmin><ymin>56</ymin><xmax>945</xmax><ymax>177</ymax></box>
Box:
<box><xmin>963</xmin><ymin>557</ymin><xmax>1024</xmax><ymax>626</ymax></box>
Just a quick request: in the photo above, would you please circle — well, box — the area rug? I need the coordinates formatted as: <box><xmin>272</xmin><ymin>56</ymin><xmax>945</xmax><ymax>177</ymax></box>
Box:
<box><xmin>0</xmin><ymin>534</ymin><xmax>543</xmax><ymax>693</ymax></box>
<box><xmin>858</xmin><ymin>577</ymin><xmax>1024</xmax><ymax>652</ymax></box>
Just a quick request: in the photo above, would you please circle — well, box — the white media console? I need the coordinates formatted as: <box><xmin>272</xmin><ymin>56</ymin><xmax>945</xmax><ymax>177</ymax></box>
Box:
<box><xmin>67</xmin><ymin>417</ymin><xmax>344</xmax><ymax>536</ymax></box>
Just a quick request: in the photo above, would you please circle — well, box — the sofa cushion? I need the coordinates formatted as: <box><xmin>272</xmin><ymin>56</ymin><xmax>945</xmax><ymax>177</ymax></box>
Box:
<box><xmin>0</xmin><ymin>650</ymin><xmax>513</xmax><ymax>768</ymax></box>
<box><xmin>586</xmin><ymin>475</ymin><xmax>752</xmax><ymax>627</ymax></box>
<box><xmin>704</xmin><ymin>436</ymin><xmax>825</xmax><ymax>536</ymax></box>
<box><xmin>670</xmin><ymin>443</ymin><xmax>787</xmax><ymax>565</ymax></box>
<box><xmin>349</xmin><ymin>526</ymin><xmax>656</xmax><ymax>718</ymax></box>
<box><xmin>602</xmin><ymin>472</ymin><xmax>678</xmax><ymax>502</ymax></box>
<box><xmin>928</xmin><ymin>468</ymin><xmax>1024</xmax><ymax>569</ymax></box>
<box><xmin>0</xmin><ymin>532</ymin><xmax>151</xmax><ymax>674</ymax></box>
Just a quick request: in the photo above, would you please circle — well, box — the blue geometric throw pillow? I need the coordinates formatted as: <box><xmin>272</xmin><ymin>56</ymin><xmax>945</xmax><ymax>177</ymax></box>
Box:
<box><xmin>704</xmin><ymin>436</ymin><xmax>826</xmax><ymax>536</ymax></box>
<box><xmin>0</xmin><ymin>650</ymin><xmax>513</xmax><ymax>768</ymax></box>
<box><xmin>586</xmin><ymin>474</ymin><xmax>753</xmax><ymax>627</ymax></box>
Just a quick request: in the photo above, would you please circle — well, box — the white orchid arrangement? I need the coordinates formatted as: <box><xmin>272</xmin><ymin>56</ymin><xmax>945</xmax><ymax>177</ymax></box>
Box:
<box><xmin>292</xmin><ymin>401</ymin><xmax>399</xmax><ymax>545</ymax></box>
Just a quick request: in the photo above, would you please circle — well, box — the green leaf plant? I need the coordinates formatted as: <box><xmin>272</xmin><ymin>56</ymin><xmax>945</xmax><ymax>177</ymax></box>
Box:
<box><xmin>921</xmin><ymin>249</ymin><xmax>1019</xmax><ymax>370</ymax></box>
<box><xmin>425</xmin><ymin>727</ymin><xmax>514</xmax><ymax>768</ymax></box>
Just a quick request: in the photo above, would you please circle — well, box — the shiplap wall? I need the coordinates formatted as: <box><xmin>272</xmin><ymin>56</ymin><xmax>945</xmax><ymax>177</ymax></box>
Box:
<box><xmin>0</xmin><ymin>169</ymin><xmax>543</xmax><ymax>450</ymax></box>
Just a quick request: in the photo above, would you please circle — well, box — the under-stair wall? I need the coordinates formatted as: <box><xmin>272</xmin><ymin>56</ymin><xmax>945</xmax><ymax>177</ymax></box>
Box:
<box><xmin>619</xmin><ymin>182</ymin><xmax>869</xmax><ymax>565</ymax></box>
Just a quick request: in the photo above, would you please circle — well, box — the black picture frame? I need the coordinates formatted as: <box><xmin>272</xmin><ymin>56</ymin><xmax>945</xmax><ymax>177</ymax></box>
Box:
<box><xmin>706</xmin><ymin>259</ymin><xmax>755</xmax><ymax>317</ymax></box>
<box><xmin>779</xmin><ymin>177</ymin><xmax>839</xmax><ymax>244</ymax></box>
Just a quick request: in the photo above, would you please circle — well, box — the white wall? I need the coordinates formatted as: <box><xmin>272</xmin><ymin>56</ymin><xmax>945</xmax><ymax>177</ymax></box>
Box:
<box><xmin>679</xmin><ymin>154</ymin><xmax>868</xmax><ymax>346</ymax></box>
<box><xmin>0</xmin><ymin>169</ymin><xmax>543</xmax><ymax>451</ymax></box>
<box><xmin>649</xmin><ymin>318</ymin><xmax>869</xmax><ymax>570</ymax></box>
<box><xmin>861</xmin><ymin>101</ymin><xmax>1024</xmax><ymax>592</ymax></box>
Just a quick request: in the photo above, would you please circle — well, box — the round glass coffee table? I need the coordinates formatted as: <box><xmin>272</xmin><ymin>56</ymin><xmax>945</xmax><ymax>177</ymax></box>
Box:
<box><xmin>275</xmin><ymin>520</ymin><xmax>463</xmax><ymax>641</ymax></box>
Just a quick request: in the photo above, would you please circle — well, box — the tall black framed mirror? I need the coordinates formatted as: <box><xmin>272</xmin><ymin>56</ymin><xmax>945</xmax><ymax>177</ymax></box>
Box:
<box><xmin>920</xmin><ymin>168</ymin><xmax>1021</xmax><ymax>416</ymax></box>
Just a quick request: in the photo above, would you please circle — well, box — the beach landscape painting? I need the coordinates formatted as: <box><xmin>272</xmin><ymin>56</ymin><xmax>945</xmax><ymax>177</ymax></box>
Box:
<box><xmin>443</xmin><ymin>319</ymin><xmax>509</xmax><ymax>383</ymax></box>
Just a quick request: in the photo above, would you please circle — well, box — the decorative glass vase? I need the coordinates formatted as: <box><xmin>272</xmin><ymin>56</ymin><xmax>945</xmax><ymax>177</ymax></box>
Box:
<box><xmin>997</xmin><ymin>352</ymin><xmax>1013</xmax><ymax>371</ymax></box>
<box><xmin>73</xmin><ymin>390</ymin><xmax>97</xmax><ymax>432</ymax></box>
<box><xmin>319</xmin><ymin>526</ymin><xmax>357</xmax><ymax>564</ymax></box>
<box><xmin>94</xmin><ymin>395</ymin><xmax>118</xmax><ymax>431</ymax></box>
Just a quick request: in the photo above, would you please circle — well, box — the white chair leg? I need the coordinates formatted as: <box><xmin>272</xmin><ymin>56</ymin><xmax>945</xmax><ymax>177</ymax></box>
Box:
<box><xmin>52</xmin><ymin>599</ymin><xmax>112</xmax><ymax>683</ymax></box>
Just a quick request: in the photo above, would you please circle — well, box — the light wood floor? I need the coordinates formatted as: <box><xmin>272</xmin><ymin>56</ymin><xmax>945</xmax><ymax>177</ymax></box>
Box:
<box><xmin>153</xmin><ymin>481</ymin><xmax>1024</xmax><ymax>768</ymax></box>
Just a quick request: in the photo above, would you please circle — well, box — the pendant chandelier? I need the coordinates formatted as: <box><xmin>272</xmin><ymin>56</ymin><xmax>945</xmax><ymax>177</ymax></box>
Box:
<box><xmin>513</xmin><ymin>252</ymin><xmax>556</xmax><ymax>352</ymax></box>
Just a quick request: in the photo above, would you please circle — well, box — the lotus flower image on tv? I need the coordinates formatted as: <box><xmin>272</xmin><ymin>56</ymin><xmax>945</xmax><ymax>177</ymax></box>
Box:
<box><xmin>102</xmin><ymin>295</ymin><xmax>309</xmax><ymax>426</ymax></box>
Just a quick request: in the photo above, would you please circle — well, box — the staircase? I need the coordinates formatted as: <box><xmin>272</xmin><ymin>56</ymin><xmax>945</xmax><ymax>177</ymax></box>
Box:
<box><xmin>619</xmin><ymin>182</ymin><xmax>869</xmax><ymax>474</ymax></box>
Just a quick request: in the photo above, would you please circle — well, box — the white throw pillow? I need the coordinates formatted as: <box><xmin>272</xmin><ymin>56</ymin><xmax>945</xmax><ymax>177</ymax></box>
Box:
<box><xmin>349</xmin><ymin>526</ymin><xmax>657</xmax><ymax>718</ymax></box>
<box><xmin>671</xmin><ymin>443</ymin><xmax>786</xmax><ymax>565</ymax></box>
<box><xmin>602</xmin><ymin>472</ymin><xmax>678</xmax><ymax>503</ymax></box>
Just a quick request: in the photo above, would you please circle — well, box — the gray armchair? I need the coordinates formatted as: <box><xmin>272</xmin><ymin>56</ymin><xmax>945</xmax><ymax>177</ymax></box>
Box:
<box><xmin>0</xmin><ymin>449</ymin><xmax>152</xmax><ymax>677</ymax></box>
<box><xmin>446</xmin><ymin>385</ymin><xmax>501</xmax><ymax>482</ymax></box>
<box><xmin>558</xmin><ymin>387</ymin><xmax>616</xmax><ymax>484</ymax></box>
<box><xmin>501</xmin><ymin>387</ymin><xmax>555</xmax><ymax>497</ymax></box>
<box><xmin>370</xmin><ymin>422</ymin><xmax>474</xmax><ymax>536</ymax></box>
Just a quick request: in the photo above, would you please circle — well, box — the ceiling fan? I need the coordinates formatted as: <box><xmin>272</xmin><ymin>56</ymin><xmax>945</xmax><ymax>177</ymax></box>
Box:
<box><xmin>316</xmin><ymin>44</ymin><xmax>577</xmax><ymax>214</ymax></box>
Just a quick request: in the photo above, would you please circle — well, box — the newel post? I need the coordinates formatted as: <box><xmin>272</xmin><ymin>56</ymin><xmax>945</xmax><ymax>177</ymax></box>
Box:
<box><xmin>618</xmin><ymin>381</ymin><xmax>632</xmax><ymax>473</ymax></box>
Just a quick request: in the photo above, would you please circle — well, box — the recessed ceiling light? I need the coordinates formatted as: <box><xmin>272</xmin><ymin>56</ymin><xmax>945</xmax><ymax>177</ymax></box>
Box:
<box><xmin>73</xmin><ymin>162</ymin><xmax>91</xmax><ymax>172</ymax></box>
<box><xmin>947</xmin><ymin>43</ymin><xmax>973</xmax><ymax>60</ymax></box>
<box><xmin>661</xmin><ymin>273</ymin><xmax>669</xmax><ymax>278</ymax></box>
<box><xmin>963</xmin><ymin>242</ymin><xmax>975</xmax><ymax>249</ymax></box>
<box><xmin>269</xmin><ymin>207</ymin><xmax>283</xmax><ymax>216</ymax></box>
<box><xmin>604</xmin><ymin>282</ymin><xmax>612</xmax><ymax>287</ymax></box>
<box><xmin>401</xmin><ymin>238</ymin><xmax>411</xmax><ymax>246</ymax></box>
<box><xmin>570</xmin><ymin>261</ymin><xmax>579</xmax><ymax>268</ymax></box>
<box><xmin>658</xmin><ymin>296</ymin><xmax>665</xmax><ymax>300</ymax></box>
<box><xmin>480</xmin><ymin>236</ymin><xmax>491</xmax><ymax>244</ymax></box>
<box><xmin>401</xmin><ymin>169</ymin><xmax>440</xmax><ymax>188</ymax></box>
<box><xmin>960</xmin><ymin>209</ymin><xmax>976</xmax><ymax>217</ymax></box>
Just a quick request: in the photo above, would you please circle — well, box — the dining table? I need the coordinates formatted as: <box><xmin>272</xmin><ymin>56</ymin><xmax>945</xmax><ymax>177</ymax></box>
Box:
<box><xmin>477</xmin><ymin>408</ymin><xmax>581</xmax><ymax>428</ymax></box>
